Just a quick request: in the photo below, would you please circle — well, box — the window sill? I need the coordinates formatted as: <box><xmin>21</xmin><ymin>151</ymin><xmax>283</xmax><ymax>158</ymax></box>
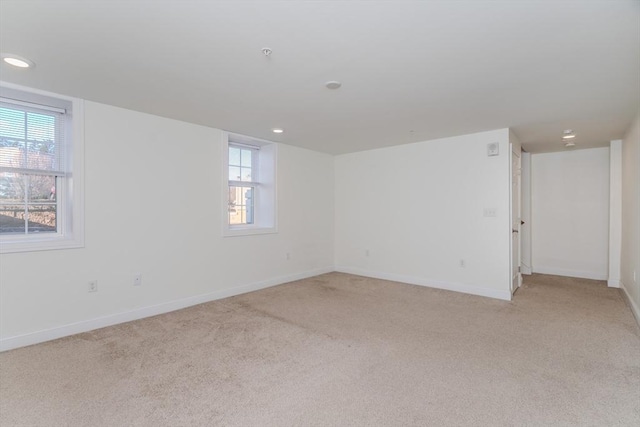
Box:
<box><xmin>0</xmin><ymin>234</ymin><xmax>84</xmax><ymax>254</ymax></box>
<box><xmin>222</xmin><ymin>225</ymin><xmax>277</xmax><ymax>238</ymax></box>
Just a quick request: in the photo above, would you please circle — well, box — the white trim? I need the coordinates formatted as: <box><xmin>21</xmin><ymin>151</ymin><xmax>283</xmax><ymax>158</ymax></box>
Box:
<box><xmin>335</xmin><ymin>266</ymin><xmax>512</xmax><ymax>301</ymax></box>
<box><xmin>0</xmin><ymin>167</ymin><xmax>67</xmax><ymax>176</ymax></box>
<box><xmin>0</xmin><ymin>97</ymin><xmax>66</xmax><ymax>113</ymax></box>
<box><xmin>532</xmin><ymin>266</ymin><xmax>608</xmax><ymax>281</ymax></box>
<box><xmin>608</xmin><ymin>140</ymin><xmax>622</xmax><ymax>287</ymax></box>
<box><xmin>0</xmin><ymin>83</ymin><xmax>74</xmax><ymax>108</ymax></box>
<box><xmin>620</xmin><ymin>281</ymin><xmax>640</xmax><ymax>326</ymax></box>
<box><xmin>223</xmin><ymin>226</ymin><xmax>277</xmax><ymax>237</ymax></box>
<box><xmin>222</xmin><ymin>132</ymin><xmax>277</xmax><ymax>237</ymax></box>
<box><xmin>509</xmin><ymin>144</ymin><xmax>522</xmax><ymax>294</ymax></box>
<box><xmin>0</xmin><ymin>267</ymin><xmax>333</xmax><ymax>352</ymax></box>
<box><xmin>229</xmin><ymin>141</ymin><xmax>261</xmax><ymax>151</ymax></box>
<box><xmin>520</xmin><ymin>152</ymin><xmax>532</xmax><ymax>276</ymax></box>
<box><xmin>608</xmin><ymin>279</ymin><xmax>621</xmax><ymax>288</ymax></box>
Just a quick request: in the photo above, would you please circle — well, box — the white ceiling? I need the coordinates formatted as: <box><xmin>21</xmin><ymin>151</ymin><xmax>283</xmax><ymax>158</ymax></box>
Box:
<box><xmin>1</xmin><ymin>0</ymin><xmax>638</xmax><ymax>155</ymax></box>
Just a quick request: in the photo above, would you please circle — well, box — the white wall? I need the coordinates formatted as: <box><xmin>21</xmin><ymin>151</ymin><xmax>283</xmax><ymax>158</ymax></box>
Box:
<box><xmin>0</xmin><ymin>100</ymin><xmax>335</xmax><ymax>350</ymax></box>
<box><xmin>334</xmin><ymin>129</ymin><xmax>512</xmax><ymax>300</ymax></box>
<box><xmin>621</xmin><ymin>112</ymin><xmax>640</xmax><ymax>321</ymax></box>
<box><xmin>531</xmin><ymin>147</ymin><xmax>610</xmax><ymax>280</ymax></box>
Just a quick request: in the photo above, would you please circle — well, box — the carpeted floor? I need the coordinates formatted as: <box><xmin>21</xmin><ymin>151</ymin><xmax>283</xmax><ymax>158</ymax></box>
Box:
<box><xmin>1</xmin><ymin>273</ymin><xmax>639</xmax><ymax>426</ymax></box>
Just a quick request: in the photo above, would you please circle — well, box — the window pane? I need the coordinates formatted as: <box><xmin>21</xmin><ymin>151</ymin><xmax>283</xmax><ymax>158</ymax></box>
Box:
<box><xmin>229</xmin><ymin>166</ymin><xmax>241</xmax><ymax>181</ymax></box>
<box><xmin>26</xmin><ymin>141</ymin><xmax>56</xmax><ymax>170</ymax></box>
<box><xmin>0</xmin><ymin>171</ymin><xmax>25</xmax><ymax>233</ymax></box>
<box><xmin>0</xmin><ymin>107</ymin><xmax>60</xmax><ymax>172</ymax></box>
<box><xmin>27</xmin><ymin>203</ymin><xmax>56</xmax><ymax>233</ymax></box>
<box><xmin>0</xmin><ymin>172</ymin><xmax>26</xmax><ymax>202</ymax></box>
<box><xmin>228</xmin><ymin>146</ymin><xmax>256</xmax><ymax>184</ymax></box>
<box><xmin>28</xmin><ymin>175</ymin><xmax>56</xmax><ymax>202</ymax></box>
<box><xmin>0</xmin><ymin>203</ymin><xmax>25</xmax><ymax>233</ymax></box>
<box><xmin>228</xmin><ymin>185</ymin><xmax>254</xmax><ymax>225</ymax></box>
<box><xmin>0</xmin><ymin>107</ymin><xmax>26</xmax><ymax>140</ymax></box>
<box><xmin>241</xmin><ymin>149</ymin><xmax>252</xmax><ymax>167</ymax></box>
<box><xmin>26</xmin><ymin>112</ymin><xmax>55</xmax><ymax>142</ymax></box>
<box><xmin>0</xmin><ymin>141</ymin><xmax>56</xmax><ymax>171</ymax></box>
<box><xmin>0</xmin><ymin>173</ymin><xmax>57</xmax><ymax>234</ymax></box>
<box><xmin>229</xmin><ymin>147</ymin><xmax>241</xmax><ymax>166</ymax></box>
<box><xmin>0</xmin><ymin>141</ymin><xmax>26</xmax><ymax>169</ymax></box>
<box><xmin>240</xmin><ymin>166</ymin><xmax>252</xmax><ymax>182</ymax></box>
<box><xmin>27</xmin><ymin>175</ymin><xmax>56</xmax><ymax>233</ymax></box>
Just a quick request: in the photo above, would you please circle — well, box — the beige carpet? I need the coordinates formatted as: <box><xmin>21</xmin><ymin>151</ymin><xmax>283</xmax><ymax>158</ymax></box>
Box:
<box><xmin>1</xmin><ymin>273</ymin><xmax>639</xmax><ymax>426</ymax></box>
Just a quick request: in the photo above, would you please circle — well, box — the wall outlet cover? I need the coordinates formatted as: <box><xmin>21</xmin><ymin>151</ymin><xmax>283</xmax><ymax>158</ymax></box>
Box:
<box><xmin>483</xmin><ymin>208</ymin><xmax>497</xmax><ymax>217</ymax></box>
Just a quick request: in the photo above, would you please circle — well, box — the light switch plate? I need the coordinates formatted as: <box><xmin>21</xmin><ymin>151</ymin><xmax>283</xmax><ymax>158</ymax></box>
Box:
<box><xmin>487</xmin><ymin>142</ymin><xmax>499</xmax><ymax>156</ymax></box>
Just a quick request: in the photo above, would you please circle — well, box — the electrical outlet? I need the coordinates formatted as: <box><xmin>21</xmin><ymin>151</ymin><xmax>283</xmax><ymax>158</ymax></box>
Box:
<box><xmin>460</xmin><ymin>259</ymin><xmax>465</xmax><ymax>268</ymax></box>
<box><xmin>483</xmin><ymin>208</ymin><xmax>497</xmax><ymax>217</ymax></box>
<box><xmin>133</xmin><ymin>274</ymin><xmax>142</xmax><ymax>286</ymax></box>
<box><xmin>88</xmin><ymin>280</ymin><xmax>98</xmax><ymax>293</ymax></box>
<box><xmin>286</xmin><ymin>252</ymin><xmax>291</xmax><ymax>261</ymax></box>
<box><xmin>365</xmin><ymin>249</ymin><xmax>370</xmax><ymax>257</ymax></box>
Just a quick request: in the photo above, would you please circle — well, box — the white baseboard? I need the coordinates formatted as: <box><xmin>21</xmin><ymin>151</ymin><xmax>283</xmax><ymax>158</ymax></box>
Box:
<box><xmin>0</xmin><ymin>267</ymin><xmax>333</xmax><ymax>352</ymax></box>
<box><xmin>334</xmin><ymin>266</ymin><xmax>512</xmax><ymax>301</ymax></box>
<box><xmin>620</xmin><ymin>281</ymin><xmax>640</xmax><ymax>327</ymax></box>
<box><xmin>608</xmin><ymin>279</ymin><xmax>621</xmax><ymax>288</ymax></box>
<box><xmin>532</xmin><ymin>266</ymin><xmax>608</xmax><ymax>281</ymax></box>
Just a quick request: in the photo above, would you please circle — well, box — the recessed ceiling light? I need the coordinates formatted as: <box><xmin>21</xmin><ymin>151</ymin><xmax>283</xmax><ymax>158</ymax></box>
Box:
<box><xmin>272</xmin><ymin>128</ymin><xmax>284</xmax><ymax>134</ymax></box>
<box><xmin>1</xmin><ymin>53</ymin><xmax>34</xmax><ymax>68</ymax></box>
<box><xmin>325</xmin><ymin>81</ymin><xmax>342</xmax><ymax>90</ymax></box>
<box><xmin>562</xmin><ymin>129</ymin><xmax>575</xmax><ymax>139</ymax></box>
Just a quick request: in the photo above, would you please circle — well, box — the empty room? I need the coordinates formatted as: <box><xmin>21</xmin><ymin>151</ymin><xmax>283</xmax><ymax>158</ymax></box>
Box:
<box><xmin>0</xmin><ymin>1</ymin><xmax>639</xmax><ymax>426</ymax></box>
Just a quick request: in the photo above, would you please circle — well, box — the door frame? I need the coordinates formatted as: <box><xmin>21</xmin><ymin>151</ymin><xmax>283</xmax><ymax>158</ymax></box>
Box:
<box><xmin>520</xmin><ymin>151</ymin><xmax>532</xmax><ymax>275</ymax></box>
<box><xmin>510</xmin><ymin>144</ymin><xmax>523</xmax><ymax>295</ymax></box>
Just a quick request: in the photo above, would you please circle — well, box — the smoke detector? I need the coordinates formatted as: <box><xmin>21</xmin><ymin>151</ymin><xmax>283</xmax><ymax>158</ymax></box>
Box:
<box><xmin>261</xmin><ymin>47</ymin><xmax>272</xmax><ymax>57</ymax></box>
<box><xmin>325</xmin><ymin>81</ymin><xmax>342</xmax><ymax>90</ymax></box>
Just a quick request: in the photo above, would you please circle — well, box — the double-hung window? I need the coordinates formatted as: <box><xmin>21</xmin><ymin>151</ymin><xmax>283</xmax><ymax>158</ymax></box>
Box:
<box><xmin>228</xmin><ymin>144</ymin><xmax>257</xmax><ymax>225</ymax></box>
<box><xmin>0</xmin><ymin>84</ymin><xmax>84</xmax><ymax>253</ymax></box>
<box><xmin>223</xmin><ymin>133</ymin><xmax>276</xmax><ymax>236</ymax></box>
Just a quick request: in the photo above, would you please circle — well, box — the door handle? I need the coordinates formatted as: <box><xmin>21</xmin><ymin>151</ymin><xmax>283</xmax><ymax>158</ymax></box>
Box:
<box><xmin>512</xmin><ymin>229</ymin><xmax>519</xmax><ymax>233</ymax></box>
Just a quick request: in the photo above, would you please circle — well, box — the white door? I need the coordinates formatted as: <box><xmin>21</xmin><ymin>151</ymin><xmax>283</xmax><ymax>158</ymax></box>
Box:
<box><xmin>511</xmin><ymin>147</ymin><xmax>522</xmax><ymax>294</ymax></box>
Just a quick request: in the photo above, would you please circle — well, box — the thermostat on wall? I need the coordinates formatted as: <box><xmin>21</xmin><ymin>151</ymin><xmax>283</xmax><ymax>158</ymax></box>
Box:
<box><xmin>487</xmin><ymin>142</ymin><xmax>499</xmax><ymax>156</ymax></box>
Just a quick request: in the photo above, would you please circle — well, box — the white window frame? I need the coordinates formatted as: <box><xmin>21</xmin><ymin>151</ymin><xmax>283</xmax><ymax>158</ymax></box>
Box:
<box><xmin>0</xmin><ymin>82</ymin><xmax>84</xmax><ymax>253</ymax></box>
<box><xmin>222</xmin><ymin>132</ymin><xmax>277</xmax><ymax>237</ymax></box>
